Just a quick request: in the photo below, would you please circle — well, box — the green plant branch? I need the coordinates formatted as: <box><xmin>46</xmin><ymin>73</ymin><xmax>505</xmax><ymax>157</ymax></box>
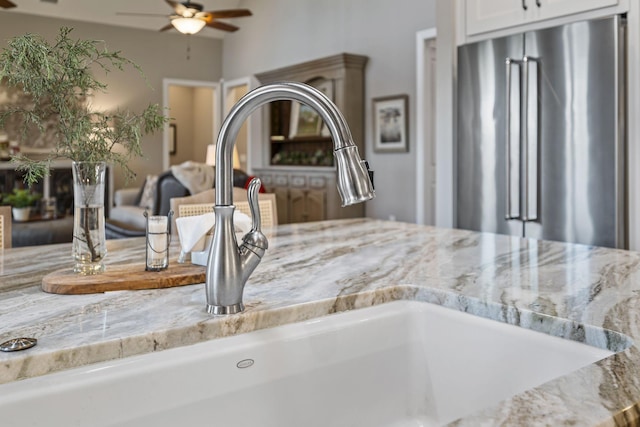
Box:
<box><xmin>0</xmin><ymin>26</ymin><xmax>169</xmax><ymax>186</ymax></box>
<box><xmin>79</xmin><ymin>181</ymin><xmax>99</xmax><ymax>262</ymax></box>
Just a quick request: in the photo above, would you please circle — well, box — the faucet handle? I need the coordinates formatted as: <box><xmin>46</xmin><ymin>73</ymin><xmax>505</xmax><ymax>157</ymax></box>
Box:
<box><xmin>246</xmin><ymin>177</ymin><xmax>262</xmax><ymax>232</ymax></box>
<box><xmin>240</xmin><ymin>177</ymin><xmax>268</xmax><ymax>253</ymax></box>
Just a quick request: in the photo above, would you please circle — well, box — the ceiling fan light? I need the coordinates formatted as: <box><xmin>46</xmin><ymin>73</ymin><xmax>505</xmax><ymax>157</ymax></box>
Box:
<box><xmin>171</xmin><ymin>17</ymin><xmax>206</xmax><ymax>35</ymax></box>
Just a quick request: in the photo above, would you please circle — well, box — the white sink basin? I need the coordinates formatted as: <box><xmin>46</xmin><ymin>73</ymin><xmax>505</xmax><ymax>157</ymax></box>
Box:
<box><xmin>0</xmin><ymin>300</ymin><xmax>625</xmax><ymax>426</ymax></box>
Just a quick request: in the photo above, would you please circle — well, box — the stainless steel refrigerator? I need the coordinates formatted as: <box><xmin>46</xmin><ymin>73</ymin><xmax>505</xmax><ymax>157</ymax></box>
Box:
<box><xmin>456</xmin><ymin>15</ymin><xmax>626</xmax><ymax>249</ymax></box>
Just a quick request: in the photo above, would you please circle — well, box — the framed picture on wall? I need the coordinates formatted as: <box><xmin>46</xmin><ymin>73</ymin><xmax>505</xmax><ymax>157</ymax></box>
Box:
<box><xmin>289</xmin><ymin>78</ymin><xmax>335</xmax><ymax>139</ymax></box>
<box><xmin>169</xmin><ymin>123</ymin><xmax>177</xmax><ymax>155</ymax></box>
<box><xmin>372</xmin><ymin>94</ymin><xmax>409</xmax><ymax>153</ymax></box>
<box><xmin>315</xmin><ymin>79</ymin><xmax>333</xmax><ymax>137</ymax></box>
<box><xmin>289</xmin><ymin>102</ymin><xmax>322</xmax><ymax>139</ymax></box>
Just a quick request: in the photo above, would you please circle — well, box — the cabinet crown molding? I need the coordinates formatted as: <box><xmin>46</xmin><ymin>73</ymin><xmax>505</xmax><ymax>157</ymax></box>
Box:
<box><xmin>255</xmin><ymin>53</ymin><xmax>368</xmax><ymax>84</ymax></box>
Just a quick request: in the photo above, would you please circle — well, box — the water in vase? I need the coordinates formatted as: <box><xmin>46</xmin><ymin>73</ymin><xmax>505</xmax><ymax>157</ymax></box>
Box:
<box><xmin>73</xmin><ymin>204</ymin><xmax>106</xmax><ymax>274</ymax></box>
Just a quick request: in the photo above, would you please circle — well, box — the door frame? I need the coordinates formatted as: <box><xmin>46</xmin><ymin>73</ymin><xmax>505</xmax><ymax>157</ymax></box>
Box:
<box><xmin>221</xmin><ymin>76</ymin><xmax>261</xmax><ymax>173</ymax></box>
<box><xmin>415</xmin><ymin>28</ymin><xmax>437</xmax><ymax>225</ymax></box>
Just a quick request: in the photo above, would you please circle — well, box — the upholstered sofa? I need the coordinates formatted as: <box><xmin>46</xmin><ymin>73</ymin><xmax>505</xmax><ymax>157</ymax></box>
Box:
<box><xmin>107</xmin><ymin>168</ymin><xmax>250</xmax><ymax>238</ymax></box>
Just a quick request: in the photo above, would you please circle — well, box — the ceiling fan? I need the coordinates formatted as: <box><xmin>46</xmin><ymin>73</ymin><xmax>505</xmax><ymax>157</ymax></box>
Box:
<box><xmin>1</xmin><ymin>0</ymin><xmax>58</xmax><ymax>8</ymax></box>
<box><xmin>118</xmin><ymin>0</ymin><xmax>252</xmax><ymax>35</ymax></box>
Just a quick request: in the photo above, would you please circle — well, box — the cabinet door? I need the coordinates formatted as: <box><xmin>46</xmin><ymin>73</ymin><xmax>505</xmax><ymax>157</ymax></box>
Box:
<box><xmin>274</xmin><ymin>187</ymin><xmax>290</xmax><ymax>225</ymax></box>
<box><xmin>288</xmin><ymin>188</ymin><xmax>327</xmax><ymax>223</ymax></box>
<box><xmin>289</xmin><ymin>188</ymin><xmax>306</xmax><ymax>223</ymax></box>
<box><xmin>465</xmin><ymin>0</ymin><xmax>619</xmax><ymax>37</ymax></box>
<box><xmin>306</xmin><ymin>189</ymin><xmax>326</xmax><ymax>222</ymax></box>
<box><xmin>538</xmin><ymin>0</ymin><xmax>618</xmax><ymax>20</ymax></box>
<box><xmin>465</xmin><ymin>0</ymin><xmax>528</xmax><ymax>36</ymax></box>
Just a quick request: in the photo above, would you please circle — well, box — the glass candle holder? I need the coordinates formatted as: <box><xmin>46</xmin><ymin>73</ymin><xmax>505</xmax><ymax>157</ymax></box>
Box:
<box><xmin>144</xmin><ymin>211</ymin><xmax>173</xmax><ymax>271</ymax></box>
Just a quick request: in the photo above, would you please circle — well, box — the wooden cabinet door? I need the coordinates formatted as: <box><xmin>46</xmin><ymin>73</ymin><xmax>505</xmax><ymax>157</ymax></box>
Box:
<box><xmin>274</xmin><ymin>187</ymin><xmax>290</xmax><ymax>225</ymax></box>
<box><xmin>288</xmin><ymin>188</ymin><xmax>327</xmax><ymax>223</ymax></box>
<box><xmin>289</xmin><ymin>188</ymin><xmax>306</xmax><ymax>223</ymax></box>
<box><xmin>306</xmin><ymin>189</ymin><xmax>326</xmax><ymax>222</ymax></box>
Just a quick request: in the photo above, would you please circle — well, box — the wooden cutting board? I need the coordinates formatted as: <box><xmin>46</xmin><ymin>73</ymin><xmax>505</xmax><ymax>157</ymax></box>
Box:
<box><xmin>42</xmin><ymin>263</ymin><xmax>206</xmax><ymax>295</ymax></box>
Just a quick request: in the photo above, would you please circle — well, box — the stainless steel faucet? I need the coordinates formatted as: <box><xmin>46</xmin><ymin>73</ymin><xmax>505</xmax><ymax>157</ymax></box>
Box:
<box><xmin>206</xmin><ymin>81</ymin><xmax>375</xmax><ymax>315</ymax></box>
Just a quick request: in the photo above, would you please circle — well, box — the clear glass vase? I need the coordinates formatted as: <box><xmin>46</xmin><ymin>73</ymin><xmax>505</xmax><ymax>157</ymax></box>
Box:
<box><xmin>72</xmin><ymin>161</ymin><xmax>107</xmax><ymax>275</ymax></box>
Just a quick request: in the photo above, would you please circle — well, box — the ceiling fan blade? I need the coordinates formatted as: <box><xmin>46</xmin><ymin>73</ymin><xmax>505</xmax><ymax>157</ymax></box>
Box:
<box><xmin>116</xmin><ymin>12</ymin><xmax>169</xmax><ymax>17</ymax></box>
<box><xmin>202</xmin><ymin>9</ymin><xmax>252</xmax><ymax>19</ymax></box>
<box><xmin>166</xmin><ymin>0</ymin><xmax>188</xmax><ymax>16</ymax></box>
<box><xmin>159</xmin><ymin>23</ymin><xmax>175</xmax><ymax>32</ymax></box>
<box><xmin>0</xmin><ymin>0</ymin><xmax>16</xmax><ymax>9</ymax></box>
<box><xmin>206</xmin><ymin>20</ymin><xmax>239</xmax><ymax>32</ymax></box>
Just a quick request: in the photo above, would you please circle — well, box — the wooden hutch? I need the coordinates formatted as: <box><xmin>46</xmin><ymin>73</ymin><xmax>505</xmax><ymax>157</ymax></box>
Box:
<box><xmin>254</xmin><ymin>53</ymin><xmax>368</xmax><ymax>224</ymax></box>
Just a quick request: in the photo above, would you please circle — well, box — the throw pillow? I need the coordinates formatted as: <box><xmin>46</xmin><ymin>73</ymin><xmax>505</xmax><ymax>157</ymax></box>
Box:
<box><xmin>138</xmin><ymin>174</ymin><xmax>158</xmax><ymax>210</ymax></box>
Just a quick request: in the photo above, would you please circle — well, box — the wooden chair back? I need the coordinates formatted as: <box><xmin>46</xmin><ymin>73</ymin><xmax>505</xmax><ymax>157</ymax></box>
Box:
<box><xmin>178</xmin><ymin>194</ymin><xmax>278</xmax><ymax>229</ymax></box>
<box><xmin>0</xmin><ymin>206</ymin><xmax>12</xmax><ymax>249</ymax></box>
<box><xmin>171</xmin><ymin>189</ymin><xmax>278</xmax><ymax>235</ymax></box>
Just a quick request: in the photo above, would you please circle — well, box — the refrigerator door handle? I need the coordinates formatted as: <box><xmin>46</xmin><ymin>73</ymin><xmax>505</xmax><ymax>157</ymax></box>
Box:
<box><xmin>505</xmin><ymin>57</ymin><xmax>521</xmax><ymax>220</ymax></box>
<box><xmin>522</xmin><ymin>56</ymin><xmax>539</xmax><ymax>222</ymax></box>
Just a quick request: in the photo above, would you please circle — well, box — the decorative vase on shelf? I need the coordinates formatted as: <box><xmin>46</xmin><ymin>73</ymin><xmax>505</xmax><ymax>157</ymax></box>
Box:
<box><xmin>72</xmin><ymin>161</ymin><xmax>107</xmax><ymax>275</ymax></box>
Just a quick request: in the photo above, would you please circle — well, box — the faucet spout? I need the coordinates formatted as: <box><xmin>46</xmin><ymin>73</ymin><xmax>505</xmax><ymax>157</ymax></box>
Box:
<box><xmin>206</xmin><ymin>81</ymin><xmax>375</xmax><ymax>315</ymax></box>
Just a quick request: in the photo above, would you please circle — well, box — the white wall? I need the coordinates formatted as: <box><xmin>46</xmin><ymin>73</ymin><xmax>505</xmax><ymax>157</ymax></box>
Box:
<box><xmin>222</xmin><ymin>0</ymin><xmax>437</xmax><ymax>222</ymax></box>
<box><xmin>0</xmin><ymin>12</ymin><xmax>223</xmax><ymax>191</ymax></box>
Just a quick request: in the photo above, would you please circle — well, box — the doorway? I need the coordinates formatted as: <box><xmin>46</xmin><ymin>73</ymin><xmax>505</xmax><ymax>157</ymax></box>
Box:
<box><xmin>162</xmin><ymin>79</ymin><xmax>221</xmax><ymax>171</ymax></box>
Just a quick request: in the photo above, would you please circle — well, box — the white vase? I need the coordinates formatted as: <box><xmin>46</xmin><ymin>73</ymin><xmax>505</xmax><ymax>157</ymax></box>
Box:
<box><xmin>12</xmin><ymin>207</ymin><xmax>30</xmax><ymax>222</ymax></box>
<box><xmin>72</xmin><ymin>161</ymin><xmax>107</xmax><ymax>275</ymax></box>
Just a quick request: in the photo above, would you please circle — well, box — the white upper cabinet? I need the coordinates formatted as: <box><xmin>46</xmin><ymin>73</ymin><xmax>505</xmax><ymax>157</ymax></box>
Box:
<box><xmin>538</xmin><ymin>0</ymin><xmax>618</xmax><ymax>20</ymax></box>
<box><xmin>465</xmin><ymin>0</ymin><xmax>528</xmax><ymax>35</ymax></box>
<box><xmin>465</xmin><ymin>0</ymin><xmax>619</xmax><ymax>37</ymax></box>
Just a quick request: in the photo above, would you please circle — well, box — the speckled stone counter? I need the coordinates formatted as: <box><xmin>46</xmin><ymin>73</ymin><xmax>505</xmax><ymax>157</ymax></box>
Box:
<box><xmin>1</xmin><ymin>218</ymin><xmax>640</xmax><ymax>426</ymax></box>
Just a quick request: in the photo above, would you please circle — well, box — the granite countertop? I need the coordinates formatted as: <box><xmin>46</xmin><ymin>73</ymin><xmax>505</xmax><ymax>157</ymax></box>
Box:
<box><xmin>1</xmin><ymin>218</ymin><xmax>640</xmax><ymax>425</ymax></box>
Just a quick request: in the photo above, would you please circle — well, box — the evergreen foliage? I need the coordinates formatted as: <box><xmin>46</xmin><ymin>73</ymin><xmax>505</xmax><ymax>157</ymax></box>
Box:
<box><xmin>0</xmin><ymin>27</ymin><xmax>168</xmax><ymax>186</ymax></box>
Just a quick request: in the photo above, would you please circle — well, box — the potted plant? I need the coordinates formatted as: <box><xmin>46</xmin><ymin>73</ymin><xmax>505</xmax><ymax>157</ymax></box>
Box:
<box><xmin>0</xmin><ymin>27</ymin><xmax>168</xmax><ymax>274</ymax></box>
<box><xmin>3</xmin><ymin>188</ymin><xmax>41</xmax><ymax>221</ymax></box>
